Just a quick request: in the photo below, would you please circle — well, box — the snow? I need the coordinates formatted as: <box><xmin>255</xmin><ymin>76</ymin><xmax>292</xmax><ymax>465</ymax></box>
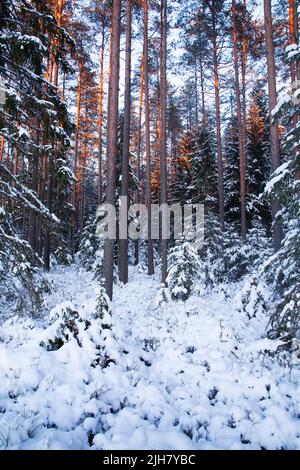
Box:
<box><xmin>0</xmin><ymin>264</ymin><xmax>299</xmax><ymax>450</ymax></box>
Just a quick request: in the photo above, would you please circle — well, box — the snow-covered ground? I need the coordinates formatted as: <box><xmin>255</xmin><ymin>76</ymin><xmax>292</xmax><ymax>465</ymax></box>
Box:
<box><xmin>0</xmin><ymin>265</ymin><xmax>299</xmax><ymax>450</ymax></box>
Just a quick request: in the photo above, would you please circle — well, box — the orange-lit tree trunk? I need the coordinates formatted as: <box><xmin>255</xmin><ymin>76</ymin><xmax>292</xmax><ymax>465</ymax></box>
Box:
<box><xmin>0</xmin><ymin>136</ymin><xmax>4</xmax><ymax>162</ymax></box>
<box><xmin>79</xmin><ymin>111</ymin><xmax>88</xmax><ymax>232</ymax></box>
<box><xmin>53</xmin><ymin>0</ymin><xmax>64</xmax><ymax>88</ymax></box>
<box><xmin>263</xmin><ymin>0</ymin><xmax>283</xmax><ymax>251</ymax></box>
<box><xmin>98</xmin><ymin>23</ymin><xmax>105</xmax><ymax>205</ymax></box>
<box><xmin>232</xmin><ymin>0</ymin><xmax>246</xmax><ymax>240</ymax></box>
<box><xmin>211</xmin><ymin>0</ymin><xmax>224</xmax><ymax>231</ymax></box>
<box><xmin>72</xmin><ymin>60</ymin><xmax>83</xmax><ymax>233</ymax></box>
<box><xmin>160</xmin><ymin>0</ymin><xmax>168</xmax><ymax>284</ymax></box>
<box><xmin>289</xmin><ymin>0</ymin><xmax>297</xmax><ymax>83</ymax></box>
<box><xmin>44</xmin><ymin>0</ymin><xmax>64</xmax><ymax>270</ymax></box>
<box><xmin>144</xmin><ymin>0</ymin><xmax>154</xmax><ymax>276</ymax></box>
<box><xmin>119</xmin><ymin>0</ymin><xmax>132</xmax><ymax>283</ymax></box>
<box><xmin>103</xmin><ymin>0</ymin><xmax>121</xmax><ymax>300</ymax></box>
<box><xmin>242</xmin><ymin>0</ymin><xmax>247</xmax><ymax>177</ymax></box>
<box><xmin>134</xmin><ymin>43</ymin><xmax>145</xmax><ymax>265</ymax></box>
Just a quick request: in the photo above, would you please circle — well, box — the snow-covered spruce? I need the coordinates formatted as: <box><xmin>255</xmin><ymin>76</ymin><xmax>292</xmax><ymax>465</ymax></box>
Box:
<box><xmin>167</xmin><ymin>241</ymin><xmax>200</xmax><ymax>301</ymax></box>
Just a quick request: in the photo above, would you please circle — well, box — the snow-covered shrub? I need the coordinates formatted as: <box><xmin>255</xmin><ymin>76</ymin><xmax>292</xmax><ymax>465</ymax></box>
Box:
<box><xmin>93</xmin><ymin>284</ymin><xmax>112</xmax><ymax>329</ymax></box>
<box><xmin>77</xmin><ymin>214</ymin><xmax>104</xmax><ymax>281</ymax></box>
<box><xmin>40</xmin><ymin>302</ymin><xmax>88</xmax><ymax>350</ymax></box>
<box><xmin>235</xmin><ymin>276</ymin><xmax>271</xmax><ymax>320</ymax></box>
<box><xmin>197</xmin><ymin>214</ymin><xmax>270</xmax><ymax>292</ymax></box>
<box><xmin>167</xmin><ymin>241</ymin><xmax>200</xmax><ymax>301</ymax></box>
<box><xmin>0</xmin><ymin>208</ymin><xmax>45</xmax><ymax>314</ymax></box>
<box><xmin>41</xmin><ymin>290</ymin><xmax>117</xmax><ymax>368</ymax></box>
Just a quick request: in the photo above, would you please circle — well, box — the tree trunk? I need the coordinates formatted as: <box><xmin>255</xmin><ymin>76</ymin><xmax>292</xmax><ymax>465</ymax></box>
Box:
<box><xmin>263</xmin><ymin>0</ymin><xmax>283</xmax><ymax>251</ymax></box>
<box><xmin>72</xmin><ymin>60</ymin><xmax>82</xmax><ymax>236</ymax></box>
<box><xmin>79</xmin><ymin>106</ymin><xmax>88</xmax><ymax>233</ymax></box>
<box><xmin>119</xmin><ymin>0</ymin><xmax>132</xmax><ymax>284</ymax></box>
<box><xmin>103</xmin><ymin>0</ymin><xmax>121</xmax><ymax>300</ymax></box>
<box><xmin>232</xmin><ymin>0</ymin><xmax>247</xmax><ymax>241</ymax></box>
<box><xmin>44</xmin><ymin>0</ymin><xmax>64</xmax><ymax>270</ymax></box>
<box><xmin>134</xmin><ymin>42</ymin><xmax>145</xmax><ymax>265</ymax></box>
<box><xmin>0</xmin><ymin>136</ymin><xmax>4</xmax><ymax>162</ymax></box>
<box><xmin>195</xmin><ymin>64</ymin><xmax>199</xmax><ymax>133</ymax></box>
<box><xmin>98</xmin><ymin>24</ymin><xmax>105</xmax><ymax>205</ymax></box>
<box><xmin>53</xmin><ymin>0</ymin><xmax>64</xmax><ymax>89</ymax></box>
<box><xmin>289</xmin><ymin>0</ymin><xmax>300</xmax><ymax>181</ymax></box>
<box><xmin>289</xmin><ymin>0</ymin><xmax>297</xmax><ymax>84</ymax></box>
<box><xmin>29</xmin><ymin>122</ymin><xmax>40</xmax><ymax>252</ymax></box>
<box><xmin>199</xmin><ymin>57</ymin><xmax>206</xmax><ymax>128</ymax></box>
<box><xmin>211</xmin><ymin>0</ymin><xmax>224</xmax><ymax>231</ymax></box>
<box><xmin>242</xmin><ymin>0</ymin><xmax>248</xmax><ymax>180</ymax></box>
<box><xmin>143</xmin><ymin>0</ymin><xmax>154</xmax><ymax>276</ymax></box>
<box><xmin>160</xmin><ymin>0</ymin><xmax>168</xmax><ymax>285</ymax></box>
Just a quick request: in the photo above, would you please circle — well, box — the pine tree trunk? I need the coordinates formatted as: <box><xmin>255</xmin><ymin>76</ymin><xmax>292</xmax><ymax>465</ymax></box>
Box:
<box><xmin>44</xmin><ymin>0</ymin><xmax>64</xmax><ymax>270</ymax></box>
<box><xmin>195</xmin><ymin>64</ymin><xmax>199</xmax><ymax>133</ymax></box>
<box><xmin>103</xmin><ymin>0</ymin><xmax>121</xmax><ymax>300</ymax></box>
<box><xmin>72</xmin><ymin>60</ymin><xmax>82</xmax><ymax>239</ymax></box>
<box><xmin>232</xmin><ymin>0</ymin><xmax>247</xmax><ymax>241</ymax></box>
<box><xmin>143</xmin><ymin>0</ymin><xmax>154</xmax><ymax>276</ymax></box>
<box><xmin>29</xmin><ymin>122</ymin><xmax>40</xmax><ymax>252</ymax></box>
<box><xmin>199</xmin><ymin>57</ymin><xmax>206</xmax><ymax>128</ymax></box>
<box><xmin>119</xmin><ymin>0</ymin><xmax>132</xmax><ymax>284</ymax></box>
<box><xmin>160</xmin><ymin>0</ymin><xmax>168</xmax><ymax>284</ymax></box>
<box><xmin>53</xmin><ymin>0</ymin><xmax>64</xmax><ymax>88</ymax></box>
<box><xmin>263</xmin><ymin>0</ymin><xmax>283</xmax><ymax>250</ymax></box>
<box><xmin>134</xmin><ymin>43</ymin><xmax>145</xmax><ymax>265</ymax></box>
<box><xmin>289</xmin><ymin>0</ymin><xmax>296</xmax><ymax>84</ymax></box>
<box><xmin>289</xmin><ymin>0</ymin><xmax>300</xmax><ymax>180</ymax></box>
<box><xmin>0</xmin><ymin>136</ymin><xmax>4</xmax><ymax>162</ymax></box>
<box><xmin>211</xmin><ymin>0</ymin><xmax>224</xmax><ymax>232</ymax></box>
<box><xmin>242</xmin><ymin>0</ymin><xmax>248</xmax><ymax>181</ymax></box>
<box><xmin>98</xmin><ymin>25</ymin><xmax>105</xmax><ymax>205</ymax></box>
<box><xmin>79</xmin><ymin>108</ymin><xmax>88</xmax><ymax>233</ymax></box>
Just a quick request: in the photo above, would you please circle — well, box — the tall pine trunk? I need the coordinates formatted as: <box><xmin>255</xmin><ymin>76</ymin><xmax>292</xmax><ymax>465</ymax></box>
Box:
<box><xmin>211</xmin><ymin>0</ymin><xmax>224</xmax><ymax>231</ymax></box>
<box><xmin>199</xmin><ymin>57</ymin><xmax>206</xmax><ymax>128</ymax></box>
<box><xmin>232</xmin><ymin>0</ymin><xmax>247</xmax><ymax>240</ymax></box>
<box><xmin>160</xmin><ymin>0</ymin><xmax>168</xmax><ymax>284</ymax></box>
<box><xmin>263</xmin><ymin>0</ymin><xmax>283</xmax><ymax>251</ymax></box>
<box><xmin>134</xmin><ymin>43</ymin><xmax>145</xmax><ymax>265</ymax></box>
<box><xmin>144</xmin><ymin>0</ymin><xmax>154</xmax><ymax>276</ymax></box>
<box><xmin>98</xmin><ymin>25</ymin><xmax>105</xmax><ymax>205</ymax></box>
<box><xmin>103</xmin><ymin>0</ymin><xmax>121</xmax><ymax>300</ymax></box>
<box><xmin>119</xmin><ymin>0</ymin><xmax>132</xmax><ymax>284</ymax></box>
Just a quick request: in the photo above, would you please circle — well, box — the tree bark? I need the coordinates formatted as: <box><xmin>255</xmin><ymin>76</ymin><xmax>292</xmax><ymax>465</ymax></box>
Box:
<box><xmin>199</xmin><ymin>57</ymin><xmax>206</xmax><ymax>128</ymax></box>
<box><xmin>242</xmin><ymin>0</ymin><xmax>248</xmax><ymax>178</ymax></box>
<box><xmin>72</xmin><ymin>60</ymin><xmax>82</xmax><ymax>236</ymax></box>
<box><xmin>232</xmin><ymin>0</ymin><xmax>247</xmax><ymax>240</ymax></box>
<box><xmin>119</xmin><ymin>0</ymin><xmax>132</xmax><ymax>284</ymax></box>
<box><xmin>98</xmin><ymin>24</ymin><xmax>105</xmax><ymax>205</ymax></box>
<box><xmin>103</xmin><ymin>0</ymin><xmax>121</xmax><ymax>300</ymax></box>
<box><xmin>144</xmin><ymin>0</ymin><xmax>154</xmax><ymax>276</ymax></box>
<box><xmin>134</xmin><ymin>42</ymin><xmax>145</xmax><ymax>265</ymax></box>
<box><xmin>160</xmin><ymin>0</ymin><xmax>168</xmax><ymax>285</ymax></box>
<box><xmin>211</xmin><ymin>0</ymin><xmax>224</xmax><ymax>231</ymax></box>
<box><xmin>263</xmin><ymin>0</ymin><xmax>283</xmax><ymax>251</ymax></box>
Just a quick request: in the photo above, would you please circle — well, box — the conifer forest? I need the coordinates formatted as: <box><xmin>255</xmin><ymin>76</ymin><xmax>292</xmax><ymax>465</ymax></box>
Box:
<box><xmin>0</xmin><ymin>0</ymin><xmax>300</xmax><ymax>452</ymax></box>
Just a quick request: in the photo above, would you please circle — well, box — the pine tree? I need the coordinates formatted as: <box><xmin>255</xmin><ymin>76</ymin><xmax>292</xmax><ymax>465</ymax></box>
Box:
<box><xmin>189</xmin><ymin>127</ymin><xmax>218</xmax><ymax>211</ymax></box>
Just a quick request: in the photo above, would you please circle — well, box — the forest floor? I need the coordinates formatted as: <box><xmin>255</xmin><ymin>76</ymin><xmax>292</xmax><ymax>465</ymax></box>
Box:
<box><xmin>0</xmin><ymin>264</ymin><xmax>300</xmax><ymax>450</ymax></box>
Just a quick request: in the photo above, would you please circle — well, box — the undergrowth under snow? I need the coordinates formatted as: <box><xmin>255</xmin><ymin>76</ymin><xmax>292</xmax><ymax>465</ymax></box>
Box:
<box><xmin>0</xmin><ymin>265</ymin><xmax>299</xmax><ymax>450</ymax></box>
